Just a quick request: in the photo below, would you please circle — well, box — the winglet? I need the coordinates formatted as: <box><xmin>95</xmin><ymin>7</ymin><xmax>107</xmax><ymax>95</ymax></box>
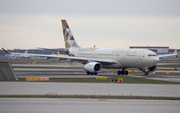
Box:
<box><xmin>2</xmin><ymin>48</ymin><xmax>9</xmax><ymax>53</ymax></box>
<box><xmin>173</xmin><ymin>49</ymin><xmax>177</xmax><ymax>54</ymax></box>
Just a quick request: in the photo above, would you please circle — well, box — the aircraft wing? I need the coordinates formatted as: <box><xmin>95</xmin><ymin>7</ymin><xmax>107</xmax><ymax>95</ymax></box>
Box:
<box><xmin>18</xmin><ymin>53</ymin><xmax>118</xmax><ymax>64</ymax></box>
<box><xmin>158</xmin><ymin>54</ymin><xmax>177</xmax><ymax>58</ymax></box>
<box><xmin>157</xmin><ymin>49</ymin><xmax>177</xmax><ymax>58</ymax></box>
<box><xmin>2</xmin><ymin>48</ymin><xmax>118</xmax><ymax>64</ymax></box>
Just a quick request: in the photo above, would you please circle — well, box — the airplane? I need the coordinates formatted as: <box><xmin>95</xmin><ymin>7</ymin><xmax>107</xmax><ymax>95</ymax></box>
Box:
<box><xmin>2</xmin><ymin>20</ymin><xmax>177</xmax><ymax>75</ymax></box>
<box><xmin>4</xmin><ymin>49</ymin><xmax>29</xmax><ymax>59</ymax></box>
<box><xmin>45</xmin><ymin>51</ymin><xmax>68</xmax><ymax>60</ymax></box>
<box><xmin>57</xmin><ymin>51</ymin><xmax>68</xmax><ymax>56</ymax></box>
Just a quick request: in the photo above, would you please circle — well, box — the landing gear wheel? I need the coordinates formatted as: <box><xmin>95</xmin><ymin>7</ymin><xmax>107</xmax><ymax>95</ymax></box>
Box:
<box><xmin>125</xmin><ymin>70</ymin><xmax>128</xmax><ymax>75</ymax></box>
<box><xmin>91</xmin><ymin>73</ymin><xmax>94</xmax><ymax>75</ymax></box>
<box><xmin>87</xmin><ymin>71</ymin><xmax>90</xmax><ymax>75</ymax></box>
<box><xmin>117</xmin><ymin>71</ymin><xmax>121</xmax><ymax>75</ymax></box>
<box><xmin>121</xmin><ymin>71</ymin><xmax>124</xmax><ymax>75</ymax></box>
<box><xmin>117</xmin><ymin>70</ymin><xmax>128</xmax><ymax>75</ymax></box>
<box><xmin>95</xmin><ymin>72</ymin><xmax>97</xmax><ymax>75</ymax></box>
<box><xmin>144</xmin><ymin>71</ymin><xmax>149</xmax><ymax>75</ymax></box>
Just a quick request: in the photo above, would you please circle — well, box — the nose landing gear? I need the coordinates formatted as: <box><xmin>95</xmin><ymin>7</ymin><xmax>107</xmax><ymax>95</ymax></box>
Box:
<box><xmin>144</xmin><ymin>67</ymin><xmax>149</xmax><ymax>75</ymax></box>
<box><xmin>144</xmin><ymin>71</ymin><xmax>149</xmax><ymax>75</ymax></box>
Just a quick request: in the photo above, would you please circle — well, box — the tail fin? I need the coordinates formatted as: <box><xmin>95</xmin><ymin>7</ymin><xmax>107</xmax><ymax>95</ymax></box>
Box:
<box><xmin>24</xmin><ymin>50</ymin><xmax>28</xmax><ymax>53</ymax></box>
<box><xmin>57</xmin><ymin>51</ymin><xmax>68</xmax><ymax>56</ymax></box>
<box><xmin>57</xmin><ymin>51</ymin><xmax>61</xmax><ymax>55</ymax></box>
<box><xmin>173</xmin><ymin>49</ymin><xmax>177</xmax><ymax>54</ymax></box>
<box><xmin>61</xmin><ymin>20</ymin><xmax>80</xmax><ymax>49</ymax></box>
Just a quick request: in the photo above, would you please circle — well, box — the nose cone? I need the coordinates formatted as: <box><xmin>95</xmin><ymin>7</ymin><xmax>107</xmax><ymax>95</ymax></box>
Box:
<box><xmin>153</xmin><ymin>57</ymin><xmax>159</xmax><ymax>64</ymax></box>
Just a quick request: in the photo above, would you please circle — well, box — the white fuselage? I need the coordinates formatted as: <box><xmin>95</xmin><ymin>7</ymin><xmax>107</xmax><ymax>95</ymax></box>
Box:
<box><xmin>73</xmin><ymin>48</ymin><xmax>159</xmax><ymax>69</ymax></box>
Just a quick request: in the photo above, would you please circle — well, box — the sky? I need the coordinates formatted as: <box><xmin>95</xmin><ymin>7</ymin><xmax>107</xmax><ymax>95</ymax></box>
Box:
<box><xmin>0</xmin><ymin>0</ymin><xmax>180</xmax><ymax>49</ymax></box>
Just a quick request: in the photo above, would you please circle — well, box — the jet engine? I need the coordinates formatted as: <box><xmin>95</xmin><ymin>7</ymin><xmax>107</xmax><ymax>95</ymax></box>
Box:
<box><xmin>148</xmin><ymin>65</ymin><xmax>157</xmax><ymax>74</ymax></box>
<box><xmin>84</xmin><ymin>62</ymin><xmax>102</xmax><ymax>73</ymax></box>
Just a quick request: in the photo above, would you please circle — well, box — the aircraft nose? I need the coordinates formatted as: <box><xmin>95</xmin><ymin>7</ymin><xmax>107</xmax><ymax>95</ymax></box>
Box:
<box><xmin>153</xmin><ymin>57</ymin><xmax>159</xmax><ymax>64</ymax></box>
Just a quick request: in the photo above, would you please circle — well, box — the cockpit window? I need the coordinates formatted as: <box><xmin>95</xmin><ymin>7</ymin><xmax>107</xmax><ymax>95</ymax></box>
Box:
<box><xmin>148</xmin><ymin>54</ymin><xmax>157</xmax><ymax>57</ymax></box>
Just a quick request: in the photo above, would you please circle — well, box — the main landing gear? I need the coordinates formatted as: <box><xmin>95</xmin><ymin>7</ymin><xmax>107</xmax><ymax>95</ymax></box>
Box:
<box><xmin>117</xmin><ymin>70</ymin><xmax>128</xmax><ymax>75</ymax></box>
<box><xmin>87</xmin><ymin>71</ymin><xmax>97</xmax><ymax>75</ymax></box>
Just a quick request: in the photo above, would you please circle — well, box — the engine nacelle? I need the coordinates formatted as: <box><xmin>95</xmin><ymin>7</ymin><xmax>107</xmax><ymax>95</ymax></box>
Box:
<box><xmin>84</xmin><ymin>62</ymin><xmax>102</xmax><ymax>73</ymax></box>
<box><xmin>148</xmin><ymin>65</ymin><xmax>157</xmax><ymax>74</ymax></box>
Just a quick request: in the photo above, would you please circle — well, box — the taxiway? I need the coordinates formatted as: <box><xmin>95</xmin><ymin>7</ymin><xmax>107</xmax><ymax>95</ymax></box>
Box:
<box><xmin>0</xmin><ymin>98</ymin><xmax>180</xmax><ymax>113</ymax></box>
<box><xmin>0</xmin><ymin>82</ymin><xmax>180</xmax><ymax>97</ymax></box>
<box><xmin>14</xmin><ymin>68</ymin><xmax>180</xmax><ymax>82</ymax></box>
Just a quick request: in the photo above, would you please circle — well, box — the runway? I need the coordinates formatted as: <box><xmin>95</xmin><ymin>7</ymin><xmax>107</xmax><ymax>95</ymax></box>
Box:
<box><xmin>0</xmin><ymin>82</ymin><xmax>180</xmax><ymax>97</ymax></box>
<box><xmin>0</xmin><ymin>98</ymin><xmax>180</xmax><ymax>113</ymax></box>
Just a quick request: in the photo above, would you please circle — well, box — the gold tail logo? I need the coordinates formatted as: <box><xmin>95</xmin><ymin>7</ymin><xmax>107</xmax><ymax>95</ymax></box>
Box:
<box><xmin>61</xmin><ymin>20</ymin><xmax>80</xmax><ymax>49</ymax></box>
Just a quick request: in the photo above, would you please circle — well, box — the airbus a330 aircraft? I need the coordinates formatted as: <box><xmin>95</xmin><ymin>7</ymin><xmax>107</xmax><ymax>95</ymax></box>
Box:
<box><xmin>4</xmin><ymin>50</ymin><xmax>29</xmax><ymax>59</ymax></box>
<box><xmin>2</xmin><ymin>20</ymin><xmax>177</xmax><ymax>75</ymax></box>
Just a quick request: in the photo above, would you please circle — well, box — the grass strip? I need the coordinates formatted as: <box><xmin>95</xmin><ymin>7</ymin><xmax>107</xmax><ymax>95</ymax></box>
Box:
<box><xmin>5</xmin><ymin>77</ymin><xmax>180</xmax><ymax>84</ymax></box>
<box><xmin>49</xmin><ymin>78</ymin><xmax>180</xmax><ymax>84</ymax></box>
<box><xmin>0</xmin><ymin>95</ymin><xmax>180</xmax><ymax>100</ymax></box>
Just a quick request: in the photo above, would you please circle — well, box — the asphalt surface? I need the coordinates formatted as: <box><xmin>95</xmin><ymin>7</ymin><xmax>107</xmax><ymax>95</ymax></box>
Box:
<box><xmin>0</xmin><ymin>98</ymin><xmax>180</xmax><ymax>113</ymax></box>
<box><xmin>2</xmin><ymin>63</ymin><xmax>180</xmax><ymax>113</ymax></box>
<box><xmin>0</xmin><ymin>82</ymin><xmax>180</xmax><ymax>97</ymax></box>
<box><xmin>14</xmin><ymin>68</ymin><xmax>180</xmax><ymax>82</ymax></box>
<box><xmin>14</xmin><ymin>68</ymin><xmax>133</xmax><ymax>78</ymax></box>
<box><xmin>14</xmin><ymin>68</ymin><xmax>180</xmax><ymax>77</ymax></box>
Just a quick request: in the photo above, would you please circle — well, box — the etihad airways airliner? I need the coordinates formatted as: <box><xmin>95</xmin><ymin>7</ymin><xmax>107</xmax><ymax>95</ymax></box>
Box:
<box><xmin>2</xmin><ymin>20</ymin><xmax>177</xmax><ymax>75</ymax></box>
